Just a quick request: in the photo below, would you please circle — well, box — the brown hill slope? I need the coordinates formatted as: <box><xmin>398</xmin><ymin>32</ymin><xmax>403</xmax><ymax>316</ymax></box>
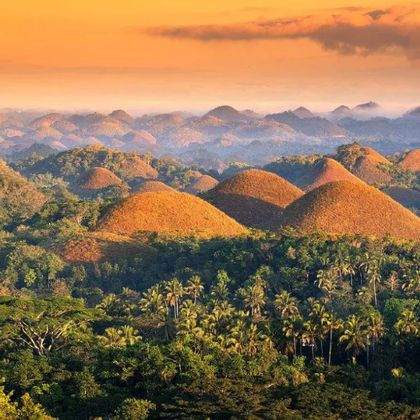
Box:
<box><xmin>79</xmin><ymin>167</ymin><xmax>122</xmax><ymax>190</ymax></box>
<box><xmin>133</xmin><ymin>181</ymin><xmax>175</xmax><ymax>193</ymax></box>
<box><xmin>187</xmin><ymin>175</ymin><xmax>219</xmax><ymax>194</ymax></box>
<box><xmin>204</xmin><ymin>169</ymin><xmax>303</xmax><ymax>228</ymax></box>
<box><xmin>123</xmin><ymin>130</ymin><xmax>157</xmax><ymax>145</ymax></box>
<box><xmin>361</xmin><ymin>146</ymin><xmax>389</xmax><ymax>164</ymax></box>
<box><xmin>84</xmin><ymin>118</ymin><xmax>128</xmax><ymax>137</ymax></box>
<box><xmin>280</xmin><ymin>181</ymin><xmax>420</xmax><ymax>240</ymax></box>
<box><xmin>399</xmin><ymin>149</ymin><xmax>420</xmax><ymax>172</ymax></box>
<box><xmin>297</xmin><ymin>158</ymin><xmax>363</xmax><ymax>191</ymax></box>
<box><xmin>99</xmin><ymin>191</ymin><xmax>248</xmax><ymax>238</ymax></box>
<box><xmin>118</xmin><ymin>155</ymin><xmax>158</xmax><ymax>179</ymax></box>
<box><xmin>352</xmin><ymin>155</ymin><xmax>392</xmax><ymax>184</ymax></box>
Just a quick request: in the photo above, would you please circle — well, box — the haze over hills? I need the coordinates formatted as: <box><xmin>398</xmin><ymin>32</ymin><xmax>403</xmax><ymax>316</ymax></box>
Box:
<box><xmin>1</xmin><ymin>103</ymin><xmax>420</xmax><ymax>170</ymax></box>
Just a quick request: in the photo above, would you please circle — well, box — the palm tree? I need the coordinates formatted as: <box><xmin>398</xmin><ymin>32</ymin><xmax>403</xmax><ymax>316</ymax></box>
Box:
<box><xmin>339</xmin><ymin>315</ymin><xmax>368</xmax><ymax>363</ymax></box>
<box><xmin>323</xmin><ymin>312</ymin><xmax>342</xmax><ymax>366</ymax></box>
<box><xmin>227</xmin><ymin>321</ymin><xmax>271</xmax><ymax>357</ymax></box>
<box><xmin>365</xmin><ymin>311</ymin><xmax>384</xmax><ymax>368</ymax></box>
<box><xmin>99</xmin><ymin>327</ymin><xmax>125</xmax><ymax>348</ymax></box>
<box><xmin>316</xmin><ymin>269</ymin><xmax>336</xmax><ymax>300</ymax></box>
<box><xmin>242</xmin><ymin>284</ymin><xmax>265</xmax><ymax>318</ymax></box>
<box><xmin>367</xmin><ymin>266</ymin><xmax>381</xmax><ymax>307</ymax></box>
<box><xmin>202</xmin><ymin>301</ymin><xmax>234</xmax><ymax>337</ymax></box>
<box><xmin>140</xmin><ymin>286</ymin><xmax>166</xmax><ymax>319</ymax></box>
<box><xmin>98</xmin><ymin>326</ymin><xmax>141</xmax><ymax>348</ymax></box>
<box><xmin>308</xmin><ymin>299</ymin><xmax>328</xmax><ymax>358</ymax></box>
<box><xmin>96</xmin><ymin>294</ymin><xmax>121</xmax><ymax>316</ymax></box>
<box><xmin>339</xmin><ymin>258</ymin><xmax>356</xmax><ymax>287</ymax></box>
<box><xmin>282</xmin><ymin>315</ymin><xmax>302</xmax><ymax>356</ymax></box>
<box><xmin>140</xmin><ymin>286</ymin><xmax>172</xmax><ymax>338</ymax></box>
<box><xmin>402</xmin><ymin>269</ymin><xmax>420</xmax><ymax>295</ymax></box>
<box><xmin>386</xmin><ymin>271</ymin><xmax>399</xmax><ymax>292</ymax></box>
<box><xmin>274</xmin><ymin>290</ymin><xmax>300</xmax><ymax>319</ymax></box>
<box><xmin>394</xmin><ymin>309</ymin><xmax>420</xmax><ymax>344</ymax></box>
<box><xmin>177</xmin><ymin>300</ymin><xmax>203</xmax><ymax>342</ymax></box>
<box><xmin>210</xmin><ymin>270</ymin><xmax>230</xmax><ymax>302</ymax></box>
<box><xmin>356</xmin><ymin>252</ymin><xmax>372</xmax><ymax>286</ymax></box>
<box><xmin>165</xmin><ymin>278</ymin><xmax>184</xmax><ymax>319</ymax></box>
<box><xmin>302</xmin><ymin>320</ymin><xmax>318</xmax><ymax>359</ymax></box>
<box><xmin>186</xmin><ymin>275</ymin><xmax>204</xmax><ymax>304</ymax></box>
<box><xmin>120</xmin><ymin>325</ymin><xmax>142</xmax><ymax>346</ymax></box>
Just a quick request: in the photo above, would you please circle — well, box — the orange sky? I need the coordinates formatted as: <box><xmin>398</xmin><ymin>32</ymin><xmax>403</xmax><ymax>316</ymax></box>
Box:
<box><xmin>1</xmin><ymin>0</ymin><xmax>419</xmax><ymax>113</ymax></box>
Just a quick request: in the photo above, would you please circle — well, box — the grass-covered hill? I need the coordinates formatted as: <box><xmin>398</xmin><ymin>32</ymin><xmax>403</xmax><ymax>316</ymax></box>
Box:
<box><xmin>280</xmin><ymin>180</ymin><xmax>420</xmax><ymax>240</ymax></box>
<box><xmin>99</xmin><ymin>191</ymin><xmax>248</xmax><ymax>238</ymax></box>
<box><xmin>204</xmin><ymin>169</ymin><xmax>303</xmax><ymax>229</ymax></box>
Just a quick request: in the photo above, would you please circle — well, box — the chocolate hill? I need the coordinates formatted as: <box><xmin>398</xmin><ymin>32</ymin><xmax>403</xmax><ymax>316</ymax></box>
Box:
<box><xmin>280</xmin><ymin>181</ymin><xmax>420</xmax><ymax>240</ymax></box>
<box><xmin>117</xmin><ymin>155</ymin><xmax>158</xmax><ymax>179</ymax></box>
<box><xmin>133</xmin><ymin>181</ymin><xmax>175</xmax><ymax>193</ymax></box>
<box><xmin>399</xmin><ymin>149</ymin><xmax>420</xmax><ymax>172</ymax></box>
<box><xmin>99</xmin><ymin>191</ymin><xmax>248</xmax><ymax>238</ymax></box>
<box><xmin>204</xmin><ymin>169</ymin><xmax>303</xmax><ymax>228</ymax></box>
<box><xmin>361</xmin><ymin>146</ymin><xmax>389</xmax><ymax>164</ymax></box>
<box><xmin>297</xmin><ymin>158</ymin><xmax>363</xmax><ymax>191</ymax></box>
<box><xmin>123</xmin><ymin>130</ymin><xmax>157</xmax><ymax>145</ymax></box>
<box><xmin>187</xmin><ymin>175</ymin><xmax>219</xmax><ymax>194</ymax></box>
<box><xmin>84</xmin><ymin>118</ymin><xmax>128</xmax><ymax>137</ymax></box>
<box><xmin>352</xmin><ymin>155</ymin><xmax>392</xmax><ymax>184</ymax></box>
<box><xmin>204</xmin><ymin>105</ymin><xmax>249</xmax><ymax>124</ymax></box>
<box><xmin>78</xmin><ymin>167</ymin><xmax>122</xmax><ymax>190</ymax></box>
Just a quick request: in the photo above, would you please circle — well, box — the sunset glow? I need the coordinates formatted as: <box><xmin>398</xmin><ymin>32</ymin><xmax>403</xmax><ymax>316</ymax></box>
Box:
<box><xmin>1</xmin><ymin>0</ymin><xmax>419</xmax><ymax>112</ymax></box>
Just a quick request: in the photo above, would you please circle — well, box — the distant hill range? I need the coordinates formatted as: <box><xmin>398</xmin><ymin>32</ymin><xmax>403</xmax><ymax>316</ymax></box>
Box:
<box><xmin>1</xmin><ymin>103</ymin><xmax>420</xmax><ymax>169</ymax></box>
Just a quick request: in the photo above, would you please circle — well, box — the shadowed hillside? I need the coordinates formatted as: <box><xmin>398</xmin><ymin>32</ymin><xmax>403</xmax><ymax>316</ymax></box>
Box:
<box><xmin>399</xmin><ymin>149</ymin><xmax>420</xmax><ymax>172</ymax></box>
<box><xmin>204</xmin><ymin>169</ymin><xmax>303</xmax><ymax>228</ymax></box>
<box><xmin>187</xmin><ymin>175</ymin><xmax>219</xmax><ymax>194</ymax></box>
<box><xmin>382</xmin><ymin>186</ymin><xmax>420</xmax><ymax>214</ymax></box>
<box><xmin>78</xmin><ymin>167</ymin><xmax>122</xmax><ymax>190</ymax></box>
<box><xmin>296</xmin><ymin>158</ymin><xmax>363</xmax><ymax>191</ymax></box>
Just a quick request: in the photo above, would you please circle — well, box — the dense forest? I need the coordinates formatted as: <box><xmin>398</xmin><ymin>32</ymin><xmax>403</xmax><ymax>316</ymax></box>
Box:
<box><xmin>0</xmin><ymin>144</ymin><xmax>419</xmax><ymax>419</ymax></box>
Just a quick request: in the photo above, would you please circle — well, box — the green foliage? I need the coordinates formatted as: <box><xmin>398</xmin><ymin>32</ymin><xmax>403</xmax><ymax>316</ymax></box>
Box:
<box><xmin>0</xmin><ymin>206</ymin><xmax>418</xmax><ymax>417</ymax></box>
<box><xmin>111</xmin><ymin>398</ymin><xmax>155</xmax><ymax>420</ymax></box>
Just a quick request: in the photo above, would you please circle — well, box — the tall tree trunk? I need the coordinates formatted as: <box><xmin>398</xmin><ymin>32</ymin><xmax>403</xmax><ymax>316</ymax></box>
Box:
<box><xmin>328</xmin><ymin>327</ymin><xmax>333</xmax><ymax>366</ymax></box>
<box><xmin>373</xmin><ymin>279</ymin><xmax>378</xmax><ymax>307</ymax></box>
<box><xmin>366</xmin><ymin>344</ymin><xmax>370</xmax><ymax>370</ymax></box>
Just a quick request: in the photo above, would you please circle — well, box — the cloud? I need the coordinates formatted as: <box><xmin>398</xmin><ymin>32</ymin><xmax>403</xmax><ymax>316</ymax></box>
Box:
<box><xmin>145</xmin><ymin>5</ymin><xmax>420</xmax><ymax>59</ymax></box>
